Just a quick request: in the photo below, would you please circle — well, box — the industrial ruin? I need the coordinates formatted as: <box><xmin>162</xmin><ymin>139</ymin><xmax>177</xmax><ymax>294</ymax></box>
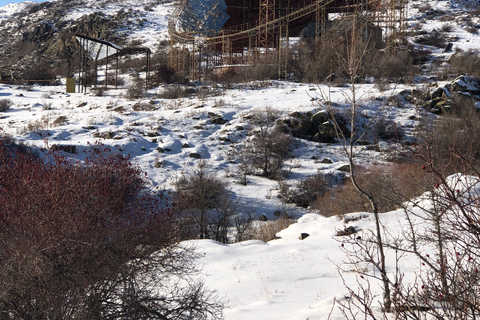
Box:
<box><xmin>167</xmin><ymin>0</ymin><xmax>408</xmax><ymax>80</ymax></box>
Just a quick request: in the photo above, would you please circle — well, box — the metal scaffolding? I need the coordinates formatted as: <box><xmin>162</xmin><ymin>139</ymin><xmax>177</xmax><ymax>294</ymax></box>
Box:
<box><xmin>168</xmin><ymin>0</ymin><xmax>408</xmax><ymax>80</ymax></box>
<box><xmin>76</xmin><ymin>34</ymin><xmax>151</xmax><ymax>92</ymax></box>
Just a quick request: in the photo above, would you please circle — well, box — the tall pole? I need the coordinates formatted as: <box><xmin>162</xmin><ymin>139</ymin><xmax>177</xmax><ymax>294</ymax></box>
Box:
<box><xmin>115</xmin><ymin>54</ymin><xmax>118</xmax><ymax>90</ymax></box>
<box><xmin>105</xmin><ymin>46</ymin><xmax>109</xmax><ymax>90</ymax></box>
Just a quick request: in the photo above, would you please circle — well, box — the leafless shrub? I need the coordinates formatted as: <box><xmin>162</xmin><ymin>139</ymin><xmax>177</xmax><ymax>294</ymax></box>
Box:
<box><xmin>41</xmin><ymin>92</ymin><xmax>51</xmax><ymax>99</ymax></box>
<box><xmin>132</xmin><ymin>101</ymin><xmax>156</xmax><ymax>111</ymax></box>
<box><xmin>426</xmin><ymin>104</ymin><xmax>480</xmax><ymax>174</ymax></box>
<box><xmin>287</xmin><ymin>173</ymin><xmax>329</xmax><ymax>208</ymax></box>
<box><xmin>90</xmin><ymin>87</ymin><xmax>105</xmax><ymax>96</ymax></box>
<box><xmin>447</xmin><ymin>51</ymin><xmax>480</xmax><ymax>77</ymax></box>
<box><xmin>239</xmin><ymin>54</ymin><xmax>278</xmax><ymax>83</ymax></box>
<box><xmin>157</xmin><ymin>85</ymin><xmax>196</xmax><ymax>99</ymax></box>
<box><xmin>0</xmin><ymin>140</ymin><xmax>223</xmax><ymax>319</ymax></box>
<box><xmin>468</xmin><ymin>6</ymin><xmax>480</xmax><ymax>17</ymax></box>
<box><xmin>173</xmin><ymin>160</ymin><xmax>232</xmax><ymax>242</ymax></box>
<box><xmin>118</xmin><ymin>57</ymin><xmax>147</xmax><ymax>74</ymax></box>
<box><xmin>415</xmin><ymin>29</ymin><xmax>447</xmax><ymax>48</ymax></box>
<box><xmin>52</xmin><ymin>115</ymin><xmax>68</xmax><ymax>126</ymax></box>
<box><xmin>0</xmin><ymin>99</ymin><xmax>13</xmax><ymax>112</ymax></box>
<box><xmin>20</xmin><ymin>118</ymin><xmax>49</xmax><ymax>135</ymax></box>
<box><xmin>239</xmin><ymin>107</ymin><xmax>293</xmax><ymax>179</ymax></box>
<box><xmin>440</xmin><ymin>23</ymin><xmax>454</xmax><ymax>32</ymax></box>
<box><xmin>364</xmin><ymin>50</ymin><xmax>413</xmax><ymax>81</ymax></box>
<box><xmin>373</xmin><ymin>117</ymin><xmax>405</xmax><ymax>141</ymax></box>
<box><xmin>438</xmin><ymin>15</ymin><xmax>454</xmax><ymax>22</ymax></box>
<box><xmin>290</xmin><ymin>39</ymin><xmax>338</xmax><ymax>83</ymax></box>
<box><xmin>391</xmin><ymin>133</ymin><xmax>480</xmax><ymax>319</ymax></box>
<box><xmin>466</xmin><ymin>26</ymin><xmax>479</xmax><ymax>34</ymax></box>
<box><xmin>125</xmin><ymin>79</ymin><xmax>145</xmax><ymax>100</ymax></box>
<box><xmin>42</xmin><ymin>101</ymin><xmax>53</xmax><ymax>110</ymax></box>
<box><xmin>314</xmin><ymin>163</ymin><xmax>431</xmax><ymax>216</ymax></box>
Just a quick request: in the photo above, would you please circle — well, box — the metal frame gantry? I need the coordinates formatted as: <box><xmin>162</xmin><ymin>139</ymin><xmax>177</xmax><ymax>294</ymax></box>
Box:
<box><xmin>168</xmin><ymin>0</ymin><xmax>408</xmax><ymax>81</ymax></box>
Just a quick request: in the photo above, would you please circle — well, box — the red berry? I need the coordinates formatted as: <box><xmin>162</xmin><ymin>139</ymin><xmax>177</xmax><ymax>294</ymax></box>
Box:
<box><xmin>426</xmin><ymin>254</ymin><xmax>429</xmax><ymax>258</ymax></box>
<box><xmin>435</xmin><ymin>183</ymin><xmax>440</xmax><ymax>188</ymax></box>
<box><xmin>422</xmin><ymin>165</ymin><xmax>426</xmax><ymax>170</ymax></box>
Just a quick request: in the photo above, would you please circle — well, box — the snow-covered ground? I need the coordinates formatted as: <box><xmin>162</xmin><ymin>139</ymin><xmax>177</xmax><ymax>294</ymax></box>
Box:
<box><xmin>0</xmin><ymin>81</ymin><xmax>421</xmax><ymax>217</ymax></box>
<box><xmin>0</xmin><ymin>80</ymin><xmax>440</xmax><ymax>319</ymax></box>
<box><xmin>0</xmin><ymin>0</ymin><xmax>478</xmax><ymax>318</ymax></box>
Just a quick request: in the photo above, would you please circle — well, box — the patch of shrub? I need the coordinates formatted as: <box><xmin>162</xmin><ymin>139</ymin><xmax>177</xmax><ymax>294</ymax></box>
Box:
<box><xmin>373</xmin><ymin>117</ymin><xmax>405</xmax><ymax>141</ymax></box>
<box><xmin>173</xmin><ymin>160</ymin><xmax>232</xmax><ymax>242</ymax></box>
<box><xmin>364</xmin><ymin>50</ymin><xmax>413</xmax><ymax>81</ymax></box>
<box><xmin>157</xmin><ymin>85</ymin><xmax>196</xmax><ymax>99</ymax></box>
<box><xmin>52</xmin><ymin>115</ymin><xmax>68</xmax><ymax>126</ymax></box>
<box><xmin>287</xmin><ymin>173</ymin><xmax>329</xmax><ymax>208</ymax></box>
<box><xmin>466</xmin><ymin>27</ymin><xmax>479</xmax><ymax>34</ymax></box>
<box><xmin>426</xmin><ymin>104</ymin><xmax>480</xmax><ymax>173</ymax></box>
<box><xmin>335</xmin><ymin>226</ymin><xmax>357</xmax><ymax>236</ymax></box>
<box><xmin>447</xmin><ymin>51</ymin><xmax>480</xmax><ymax>77</ymax></box>
<box><xmin>0</xmin><ymin>99</ymin><xmax>13</xmax><ymax>112</ymax></box>
<box><xmin>313</xmin><ymin>163</ymin><xmax>431</xmax><ymax>216</ymax></box>
<box><xmin>415</xmin><ymin>29</ymin><xmax>447</xmax><ymax>48</ymax></box>
<box><xmin>0</xmin><ymin>140</ymin><xmax>223</xmax><ymax>319</ymax></box>
<box><xmin>440</xmin><ymin>23</ymin><xmax>454</xmax><ymax>32</ymax></box>
<box><xmin>251</xmin><ymin>215</ymin><xmax>296</xmax><ymax>242</ymax></box>
<box><xmin>125</xmin><ymin>79</ymin><xmax>145</xmax><ymax>100</ymax></box>
<box><xmin>90</xmin><ymin>87</ymin><xmax>105</xmax><ymax>96</ymax></box>
<box><xmin>239</xmin><ymin>107</ymin><xmax>293</xmax><ymax>179</ymax></box>
<box><xmin>132</xmin><ymin>101</ymin><xmax>156</xmax><ymax>111</ymax></box>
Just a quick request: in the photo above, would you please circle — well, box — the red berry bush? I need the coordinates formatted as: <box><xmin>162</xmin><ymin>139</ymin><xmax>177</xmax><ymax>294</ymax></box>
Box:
<box><xmin>0</xmin><ymin>137</ymin><xmax>222</xmax><ymax>319</ymax></box>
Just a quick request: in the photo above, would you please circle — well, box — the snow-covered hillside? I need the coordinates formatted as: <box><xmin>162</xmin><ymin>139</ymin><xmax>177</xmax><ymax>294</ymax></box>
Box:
<box><xmin>0</xmin><ymin>81</ymin><xmax>422</xmax><ymax>219</ymax></box>
<box><xmin>0</xmin><ymin>0</ymin><xmax>479</xmax><ymax>318</ymax></box>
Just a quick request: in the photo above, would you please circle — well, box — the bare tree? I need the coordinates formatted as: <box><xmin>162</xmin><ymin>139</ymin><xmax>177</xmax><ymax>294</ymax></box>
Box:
<box><xmin>240</xmin><ymin>107</ymin><xmax>293</xmax><ymax>179</ymax></box>
<box><xmin>174</xmin><ymin>160</ymin><xmax>232</xmax><ymax>241</ymax></box>
<box><xmin>318</xmin><ymin>14</ymin><xmax>393</xmax><ymax>312</ymax></box>
<box><xmin>389</xmin><ymin>135</ymin><xmax>480</xmax><ymax>319</ymax></box>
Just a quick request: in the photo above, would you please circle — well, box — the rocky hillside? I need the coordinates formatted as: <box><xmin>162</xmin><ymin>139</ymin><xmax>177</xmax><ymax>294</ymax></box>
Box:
<box><xmin>0</xmin><ymin>0</ymin><xmax>478</xmax><ymax>83</ymax></box>
<box><xmin>0</xmin><ymin>0</ymin><xmax>171</xmax><ymax>81</ymax></box>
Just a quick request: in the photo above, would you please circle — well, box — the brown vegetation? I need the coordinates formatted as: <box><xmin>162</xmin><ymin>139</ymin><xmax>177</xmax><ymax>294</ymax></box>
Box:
<box><xmin>314</xmin><ymin>163</ymin><xmax>432</xmax><ymax>216</ymax></box>
<box><xmin>0</xmin><ymin>138</ymin><xmax>222</xmax><ymax>319</ymax></box>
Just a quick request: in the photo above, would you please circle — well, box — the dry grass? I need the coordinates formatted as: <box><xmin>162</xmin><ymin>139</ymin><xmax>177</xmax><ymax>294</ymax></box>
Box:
<box><xmin>313</xmin><ymin>162</ymin><xmax>432</xmax><ymax>216</ymax></box>
<box><xmin>251</xmin><ymin>216</ymin><xmax>296</xmax><ymax>242</ymax></box>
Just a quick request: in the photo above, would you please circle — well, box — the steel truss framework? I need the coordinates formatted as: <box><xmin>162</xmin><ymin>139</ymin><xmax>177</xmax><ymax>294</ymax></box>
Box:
<box><xmin>168</xmin><ymin>0</ymin><xmax>407</xmax><ymax>80</ymax></box>
<box><xmin>76</xmin><ymin>34</ymin><xmax>152</xmax><ymax>93</ymax></box>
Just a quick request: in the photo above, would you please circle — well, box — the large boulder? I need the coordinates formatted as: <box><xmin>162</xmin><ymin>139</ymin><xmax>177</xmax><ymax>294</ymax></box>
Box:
<box><xmin>280</xmin><ymin>111</ymin><xmax>350</xmax><ymax>143</ymax></box>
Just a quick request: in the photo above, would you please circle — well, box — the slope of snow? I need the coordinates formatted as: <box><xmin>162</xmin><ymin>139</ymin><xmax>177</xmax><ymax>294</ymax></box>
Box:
<box><xmin>0</xmin><ymin>1</ymin><xmax>35</xmax><ymax>20</ymax></box>
<box><xmin>0</xmin><ymin>80</ymin><xmax>436</xmax><ymax>319</ymax></box>
<box><xmin>0</xmin><ymin>81</ymin><xmax>420</xmax><ymax>217</ymax></box>
<box><xmin>0</xmin><ymin>0</ymin><xmax>478</xmax><ymax>318</ymax></box>
<box><xmin>194</xmin><ymin>208</ymin><xmax>426</xmax><ymax>319</ymax></box>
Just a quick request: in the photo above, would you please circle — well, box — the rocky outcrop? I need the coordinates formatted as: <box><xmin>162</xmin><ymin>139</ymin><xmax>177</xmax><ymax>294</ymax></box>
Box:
<box><xmin>0</xmin><ymin>0</ymin><xmax>131</xmax><ymax>80</ymax></box>
<box><xmin>277</xmin><ymin>111</ymin><xmax>350</xmax><ymax>143</ymax></box>
<box><xmin>449</xmin><ymin>75</ymin><xmax>480</xmax><ymax>96</ymax></box>
<box><xmin>423</xmin><ymin>75</ymin><xmax>480</xmax><ymax>114</ymax></box>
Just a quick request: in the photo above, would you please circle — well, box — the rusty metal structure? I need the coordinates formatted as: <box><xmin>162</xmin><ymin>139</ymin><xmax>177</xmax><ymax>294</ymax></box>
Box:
<box><xmin>168</xmin><ymin>0</ymin><xmax>407</xmax><ymax>80</ymax></box>
<box><xmin>76</xmin><ymin>34</ymin><xmax>152</xmax><ymax>93</ymax></box>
